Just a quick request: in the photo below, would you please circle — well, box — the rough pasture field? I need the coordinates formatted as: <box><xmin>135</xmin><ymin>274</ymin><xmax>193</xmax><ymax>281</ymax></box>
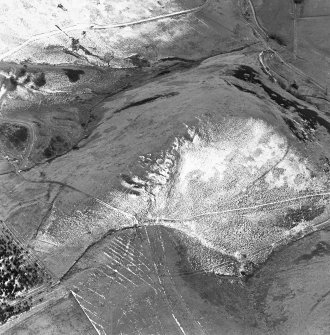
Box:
<box><xmin>252</xmin><ymin>0</ymin><xmax>293</xmax><ymax>49</ymax></box>
<box><xmin>252</xmin><ymin>0</ymin><xmax>330</xmax><ymax>88</ymax></box>
<box><xmin>296</xmin><ymin>17</ymin><xmax>330</xmax><ymax>87</ymax></box>
<box><xmin>300</xmin><ymin>0</ymin><xmax>330</xmax><ymax>17</ymax></box>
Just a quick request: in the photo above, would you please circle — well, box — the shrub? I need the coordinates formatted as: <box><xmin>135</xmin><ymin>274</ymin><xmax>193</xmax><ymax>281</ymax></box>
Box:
<box><xmin>269</xmin><ymin>33</ymin><xmax>286</xmax><ymax>46</ymax></box>
<box><xmin>31</xmin><ymin>72</ymin><xmax>46</xmax><ymax>87</ymax></box>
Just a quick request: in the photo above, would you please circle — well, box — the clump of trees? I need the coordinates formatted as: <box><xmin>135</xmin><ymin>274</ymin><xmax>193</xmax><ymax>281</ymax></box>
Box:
<box><xmin>103</xmin><ymin>51</ymin><xmax>115</xmax><ymax>65</ymax></box>
<box><xmin>30</xmin><ymin>72</ymin><xmax>46</xmax><ymax>88</ymax></box>
<box><xmin>1</xmin><ymin>66</ymin><xmax>46</xmax><ymax>92</ymax></box>
<box><xmin>0</xmin><ymin>66</ymin><xmax>47</xmax><ymax>108</ymax></box>
<box><xmin>57</xmin><ymin>3</ymin><xmax>67</xmax><ymax>11</ymax></box>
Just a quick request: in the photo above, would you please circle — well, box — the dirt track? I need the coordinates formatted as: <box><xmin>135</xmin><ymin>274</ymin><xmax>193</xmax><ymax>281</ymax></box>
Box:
<box><xmin>0</xmin><ymin>0</ymin><xmax>211</xmax><ymax>61</ymax></box>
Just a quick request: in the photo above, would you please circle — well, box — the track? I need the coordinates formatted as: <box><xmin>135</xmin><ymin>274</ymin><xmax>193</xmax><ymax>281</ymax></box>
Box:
<box><xmin>0</xmin><ymin>115</ymin><xmax>36</xmax><ymax>169</ymax></box>
<box><xmin>293</xmin><ymin>1</ymin><xmax>298</xmax><ymax>59</ymax></box>
<box><xmin>16</xmin><ymin>170</ymin><xmax>138</xmax><ymax>225</ymax></box>
<box><xmin>247</xmin><ymin>0</ymin><xmax>268</xmax><ymax>38</ymax></box>
<box><xmin>0</xmin><ymin>0</ymin><xmax>211</xmax><ymax>61</ymax></box>
<box><xmin>16</xmin><ymin>165</ymin><xmax>330</xmax><ymax>229</ymax></box>
<box><xmin>242</xmin><ymin>0</ymin><xmax>327</xmax><ymax>93</ymax></box>
<box><xmin>299</xmin><ymin>14</ymin><xmax>330</xmax><ymax>19</ymax></box>
<box><xmin>156</xmin><ymin>191</ymin><xmax>330</xmax><ymax>223</ymax></box>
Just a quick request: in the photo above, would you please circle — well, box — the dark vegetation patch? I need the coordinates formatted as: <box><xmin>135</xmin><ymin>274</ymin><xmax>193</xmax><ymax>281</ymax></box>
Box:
<box><xmin>63</xmin><ymin>69</ymin><xmax>85</xmax><ymax>82</ymax></box>
<box><xmin>0</xmin><ymin>222</ymin><xmax>47</xmax><ymax>324</ymax></box>
<box><xmin>120</xmin><ymin>174</ymin><xmax>145</xmax><ymax>189</ymax></box>
<box><xmin>43</xmin><ymin>135</ymin><xmax>69</xmax><ymax>158</ymax></box>
<box><xmin>64</xmin><ymin>36</ymin><xmax>105</xmax><ymax>62</ymax></box>
<box><xmin>57</xmin><ymin>3</ymin><xmax>67</xmax><ymax>11</ymax></box>
<box><xmin>114</xmin><ymin>92</ymin><xmax>179</xmax><ymax>114</ymax></box>
<box><xmin>277</xmin><ymin>204</ymin><xmax>325</xmax><ymax>229</ymax></box>
<box><xmin>172</xmin><ymin>238</ymin><xmax>257</xmax><ymax>322</ymax></box>
<box><xmin>0</xmin><ymin>123</ymin><xmax>28</xmax><ymax>151</ymax></box>
<box><xmin>174</xmin><ymin>243</ymin><xmax>226</xmax><ymax>305</ymax></box>
<box><xmin>290</xmin><ymin>81</ymin><xmax>299</xmax><ymax>90</ymax></box>
<box><xmin>154</xmin><ymin>61</ymin><xmax>197</xmax><ymax>78</ymax></box>
<box><xmin>230</xmin><ymin>65</ymin><xmax>260</xmax><ymax>84</ymax></box>
<box><xmin>62</xmin><ymin>48</ymin><xmax>80</xmax><ymax>58</ymax></box>
<box><xmin>319</xmin><ymin>156</ymin><xmax>330</xmax><ymax>173</ymax></box>
<box><xmin>31</xmin><ymin>72</ymin><xmax>46</xmax><ymax>87</ymax></box>
<box><xmin>230</xmin><ymin>65</ymin><xmax>330</xmax><ymax>140</ymax></box>
<box><xmin>155</xmin><ymin>69</ymin><xmax>171</xmax><ymax>77</ymax></box>
<box><xmin>8</xmin><ymin>66</ymin><xmax>46</xmax><ymax>90</ymax></box>
<box><xmin>70</xmin><ymin>38</ymin><xmax>80</xmax><ymax>52</ymax></box>
<box><xmin>295</xmin><ymin>241</ymin><xmax>330</xmax><ymax>263</ymax></box>
<box><xmin>268</xmin><ymin>33</ymin><xmax>286</xmax><ymax>46</ymax></box>
<box><xmin>158</xmin><ymin>57</ymin><xmax>197</xmax><ymax>63</ymax></box>
<box><xmin>124</xmin><ymin>189</ymin><xmax>141</xmax><ymax>195</ymax></box>
<box><xmin>14</xmin><ymin>66</ymin><xmax>27</xmax><ymax>78</ymax></box>
<box><xmin>3</xmin><ymin>77</ymin><xmax>17</xmax><ymax>92</ymax></box>
<box><xmin>231</xmin><ymin>83</ymin><xmax>258</xmax><ymax>96</ymax></box>
<box><xmin>127</xmin><ymin>54</ymin><xmax>150</xmax><ymax>68</ymax></box>
<box><xmin>282</xmin><ymin>117</ymin><xmax>309</xmax><ymax>141</ymax></box>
